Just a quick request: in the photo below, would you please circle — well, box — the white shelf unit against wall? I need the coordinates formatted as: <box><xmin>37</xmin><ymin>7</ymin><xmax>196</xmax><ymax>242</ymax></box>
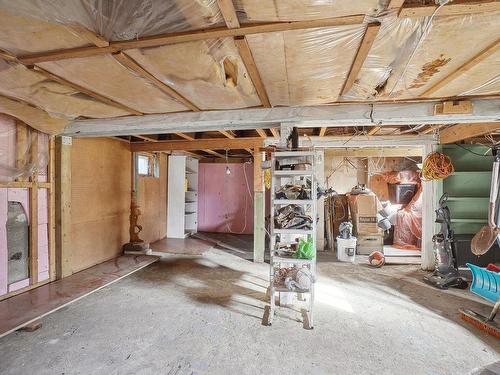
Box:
<box><xmin>167</xmin><ymin>155</ymin><xmax>199</xmax><ymax>238</ymax></box>
<box><xmin>268</xmin><ymin>150</ymin><xmax>317</xmax><ymax>329</ymax></box>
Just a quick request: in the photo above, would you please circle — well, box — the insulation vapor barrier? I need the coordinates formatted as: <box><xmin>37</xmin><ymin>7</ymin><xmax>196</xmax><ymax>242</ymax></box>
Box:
<box><xmin>0</xmin><ymin>115</ymin><xmax>49</xmax><ymax>183</ymax></box>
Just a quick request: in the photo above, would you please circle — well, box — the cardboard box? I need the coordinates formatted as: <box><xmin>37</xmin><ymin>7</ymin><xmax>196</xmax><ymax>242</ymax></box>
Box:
<box><xmin>356</xmin><ymin>233</ymin><xmax>384</xmax><ymax>255</ymax></box>
<box><xmin>348</xmin><ymin>194</ymin><xmax>378</xmax><ymax>235</ymax></box>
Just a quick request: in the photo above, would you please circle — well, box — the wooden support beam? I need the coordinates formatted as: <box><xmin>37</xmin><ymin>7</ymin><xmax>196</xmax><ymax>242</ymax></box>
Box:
<box><xmin>420</xmin><ymin>39</ymin><xmax>500</xmax><ymax>98</ymax></box>
<box><xmin>48</xmin><ymin>137</ymin><xmax>56</xmax><ymax>281</ymax></box>
<box><xmin>340</xmin><ymin>22</ymin><xmax>381</xmax><ymax>97</ymax></box>
<box><xmin>29</xmin><ymin>131</ymin><xmax>39</xmax><ymax>284</ymax></box>
<box><xmin>319</xmin><ymin>127</ymin><xmax>327</xmax><ymax>137</ymax></box>
<box><xmin>112</xmin><ymin>52</ymin><xmax>200</xmax><ymax>112</ymax></box>
<box><xmin>64</xmin><ymin>98</ymin><xmax>500</xmax><ymax>137</ymax></box>
<box><xmin>217</xmin><ymin>0</ymin><xmax>240</xmax><ymax>29</ymax></box>
<box><xmin>399</xmin><ymin>0</ymin><xmax>500</xmax><ymax>17</ymax></box>
<box><xmin>269</xmin><ymin>128</ymin><xmax>280</xmax><ymax>138</ymax></box>
<box><xmin>15</xmin><ymin>121</ymin><xmax>29</xmax><ymax>182</ymax></box>
<box><xmin>66</xmin><ymin>24</ymin><xmax>109</xmax><ymax>47</ymax></box>
<box><xmin>0</xmin><ymin>48</ymin><xmax>17</xmax><ymax>62</ymax></box>
<box><xmin>30</xmin><ymin>66</ymin><xmax>143</xmax><ymax>116</ymax></box>
<box><xmin>203</xmin><ymin>149</ymin><xmax>226</xmax><ymax>158</ymax></box>
<box><xmin>326</xmin><ymin>147</ymin><xmax>423</xmax><ymax>158</ymax></box>
<box><xmin>367</xmin><ymin>126</ymin><xmax>381</xmax><ymax>135</ymax></box>
<box><xmin>420</xmin><ymin>124</ymin><xmax>445</xmax><ymax>135</ymax></box>
<box><xmin>234</xmin><ymin>36</ymin><xmax>271</xmax><ymax>107</ymax></box>
<box><xmin>439</xmin><ymin>123</ymin><xmax>500</xmax><ymax>144</ymax></box>
<box><xmin>111</xmin><ymin>136</ymin><xmax>131</xmax><ymax>143</ymax></box>
<box><xmin>131</xmin><ymin>137</ymin><xmax>263</xmax><ymax>152</ymax></box>
<box><xmin>19</xmin><ymin>15</ymin><xmax>365</xmax><ymax>65</ymax></box>
<box><xmin>256</xmin><ymin>128</ymin><xmax>267</xmax><ymax>138</ymax></box>
<box><xmin>253</xmin><ymin>148</ymin><xmax>264</xmax><ymax>263</ymax></box>
<box><xmin>55</xmin><ymin>136</ymin><xmax>72</xmax><ymax>279</ymax></box>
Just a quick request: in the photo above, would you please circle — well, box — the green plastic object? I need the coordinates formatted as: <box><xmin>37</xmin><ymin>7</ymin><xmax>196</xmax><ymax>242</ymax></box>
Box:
<box><xmin>294</xmin><ymin>235</ymin><xmax>315</xmax><ymax>260</ymax></box>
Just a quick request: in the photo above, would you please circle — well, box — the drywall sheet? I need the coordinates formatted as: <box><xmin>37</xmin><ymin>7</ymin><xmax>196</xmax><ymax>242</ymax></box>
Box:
<box><xmin>71</xmin><ymin>138</ymin><xmax>131</xmax><ymax>273</ymax></box>
<box><xmin>198</xmin><ymin>163</ymin><xmax>253</xmax><ymax>234</ymax></box>
<box><xmin>234</xmin><ymin>0</ymin><xmax>380</xmax><ymax>22</ymax></box>
<box><xmin>39</xmin><ymin>55</ymin><xmax>188</xmax><ymax>114</ymax></box>
<box><xmin>126</xmin><ymin>38</ymin><xmax>261</xmax><ymax>110</ymax></box>
<box><xmin>0</xmin><ymin>60</ymin><xmax>130</xmax><ymax>120</ymax></box>
<box><xmin>246</xmin><ymin>24</ymin><xmax>365</xmax><ymax>106</ymax></box>
<box><xmin>137</xmin><ymin>154</ymin><xmax>167</xmax><ymax>244</ymax></box>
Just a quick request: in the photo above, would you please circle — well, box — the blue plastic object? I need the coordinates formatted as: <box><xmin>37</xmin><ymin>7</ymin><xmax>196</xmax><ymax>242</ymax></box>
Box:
<box><xmin>467</xmin><ymin>263</ymin><xmax>500</xmax><ymax>303</ymax></box>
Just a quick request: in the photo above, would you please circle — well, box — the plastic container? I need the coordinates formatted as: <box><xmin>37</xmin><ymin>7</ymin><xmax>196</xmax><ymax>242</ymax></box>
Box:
<box><xmin>336</xmin><ymin>236</ymin><xmax>356</xmax><ymax>263</ymax></box>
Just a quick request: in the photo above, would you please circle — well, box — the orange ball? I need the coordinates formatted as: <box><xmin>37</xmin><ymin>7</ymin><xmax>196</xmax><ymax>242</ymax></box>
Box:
<box><xmin>368</xmin><ymin>251</ymin><xmax>385</xmax><ymax>268</ymax></box>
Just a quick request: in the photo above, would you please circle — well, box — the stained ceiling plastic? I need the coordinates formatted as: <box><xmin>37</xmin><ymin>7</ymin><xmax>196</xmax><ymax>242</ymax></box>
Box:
<box><xmin>0</xmin><ymin>1</ymin><xmax>496</xmax><ymax>134</ymax></box>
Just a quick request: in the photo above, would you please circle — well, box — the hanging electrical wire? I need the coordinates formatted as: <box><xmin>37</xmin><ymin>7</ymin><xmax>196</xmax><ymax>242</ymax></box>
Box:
<box><xmin>422</xmin><ymin>151</ymin><xmax>454</xmax><ymax>180</ymax></box>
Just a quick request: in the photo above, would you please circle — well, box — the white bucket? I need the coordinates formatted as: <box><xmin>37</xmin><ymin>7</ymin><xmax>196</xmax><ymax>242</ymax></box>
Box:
<box><xmin>336</xmin><ymin>237</ymin><xmax>357</xmax><ymax>263</ymax></box>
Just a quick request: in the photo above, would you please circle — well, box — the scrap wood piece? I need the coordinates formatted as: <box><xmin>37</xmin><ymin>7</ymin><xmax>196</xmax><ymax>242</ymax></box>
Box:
<box><xmin>112</xmin><ymin>52</ymin><xmax>200</xmax><ymax>112</ymax></box>
<box><xmin>234</xmin><ymin>36</ymin><xmax>271</xmax><ymax>107</ymax></box>
<box><xmin>420</xmin><ymin>39</ymin><xmax>500</xmax><ymax>98</ymax></box>
<box><xmin>17</xmin><ymin>320</ymin><xmax>42</xmax><ymax>332</ymax></box>
<box><xmin>340</xmin><ymin>22</ymin><xmax>381</xmax><ymax>98</ymax></box>
<box><xmin>439</xmin><ymin>123</ymin><xmax>500</xmax><ymax>144</ymax></box>
<box><xmin>30</xmin><ymin>65</ymin><xmax>142</xmax><ymax>116</ymax></box>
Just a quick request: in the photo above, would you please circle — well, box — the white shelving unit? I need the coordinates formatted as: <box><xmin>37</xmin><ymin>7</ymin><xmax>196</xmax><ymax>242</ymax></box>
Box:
<box><xmin>268</xmin><ymin>150</ymin><xmax>317</xmax><ymax>328</ymax></box>
<box><xmin>167</xmin><ymin>155</ymin><xmax>198</xmax><ymax>238</ymax></box>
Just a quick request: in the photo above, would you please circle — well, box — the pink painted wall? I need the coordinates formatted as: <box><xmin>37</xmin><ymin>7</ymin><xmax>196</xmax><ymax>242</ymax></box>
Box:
<box><xmin>198</xmin><ymin>163</ymin><xmax>254</xmax><ymax>234</ymax></box>
<box><xmin>0</xmin><ymin>115</ymin><xmax>50</xmax><ymax>296</ymax></box>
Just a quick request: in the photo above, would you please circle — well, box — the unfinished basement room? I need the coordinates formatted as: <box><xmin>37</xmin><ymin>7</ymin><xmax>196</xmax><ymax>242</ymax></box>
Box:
<box><xmin>0</xmin><ymin>1</ymin><xmax>499</xmax><ymax>374</ymax></box>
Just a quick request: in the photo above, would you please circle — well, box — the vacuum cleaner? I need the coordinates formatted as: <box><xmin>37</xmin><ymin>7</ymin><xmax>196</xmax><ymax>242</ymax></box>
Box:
<box><xmin>423</xmin><ymin>192</ymin><xmax>468</xmax><ymax>290</ymax></box>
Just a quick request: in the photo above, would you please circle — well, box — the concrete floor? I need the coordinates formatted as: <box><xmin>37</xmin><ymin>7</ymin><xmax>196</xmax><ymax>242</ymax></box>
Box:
<box><xmin>0</xmin><ymin>249</ymin><xmax>498</xmax><ymax>375</ymax></box>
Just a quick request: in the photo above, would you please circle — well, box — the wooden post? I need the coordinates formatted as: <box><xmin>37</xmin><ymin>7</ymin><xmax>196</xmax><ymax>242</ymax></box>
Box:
<box><xmin>29</xmin><ymin>131</ymin><xmax>39</xmax><ymax>284</ymax></box>
<box><xmin>48</xmin><ymin>137</ymin><xmax>56</xmax><ymax>281</ymax></box>
<box><xmin>55</xmin><ymin>136</ymin><xmax>72</xmax><ymax>279</ymax></box>
<box><xmin>15</xmin><ymin>121</ymin><xmax>29</xmax><ymax>182</ymax></box>
<box><xmin>253</xmin><ymin>148</ymin><xmax>265</xmax><ymax>262</ymax></box>
<box><xmin>421</xmin><ymin>143</ymin><xmax>438</xmax><ymax>271</ymax></box>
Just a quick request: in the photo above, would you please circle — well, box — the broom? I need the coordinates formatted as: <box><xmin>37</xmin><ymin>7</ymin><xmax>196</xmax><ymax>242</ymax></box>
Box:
<box><xmin>459</xmin><ymin>308</ymin><xmax>500</xmax><ymax>339</ymax></box>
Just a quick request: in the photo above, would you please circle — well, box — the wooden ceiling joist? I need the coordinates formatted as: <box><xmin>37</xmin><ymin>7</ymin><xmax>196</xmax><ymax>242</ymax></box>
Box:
<box><xmin>130</xmin><ymin>137</ymin><xmax>263</xmax><ymax>152</ymax></box>
<box><xmin>399</xmin><ymin>0</ymin><xmax>500</xmax><ymax>18</ymax></box>
<box><xmin>319</xmin><ymin>127</ymin><xmax>327</xmax><ymax>136</ymax></box>
<box><xmin>203</xmin><ymin>149</ymin><xmax>226</xmax><ymax>158</ymax></box>
<box><xmin>256</xmin><ymin>128</ymin><xmax>267</xmax><ymax>138</ymax></box>
<box><xmin>219</xmin><ymin>130</ymin><xmax>236</xmax><ymax>138</ymax></box>
<box><xmin>217</xmin><ymin>0</ymin><xmax>240</xmax><ymax>29</ymax></box>
<box><xmin>30</xmin><ymin>65</ymin><xmax>142</xmax><ymax>116</ymax></box>
<box><xmin>340</xmin><ymin>22</ymin><xmax>381</xmax><ymax>97</ymax></box>
<box><xmin>234</xmin><ymin>36</ymin><xmax>271</xmax><ymax>108</ymax></box>
<box><xmin>270</xmin><ymin>128</ymin><xmax>280</xmax><ymax>138</ymax></box>
<box><xmin>367</xmin><ymin>126</ymin><xmax>381</xmax><ymax>135</ymax></box>
<box><xmin>19</xmin><ymin>15</ymin><xmax>365</xmax><ymax>65</ymax></box>
<box><xmin>175</xmin><ymin>132</ymin><xmax>195</xmax><ymax>141</ymax></box>
<box><xmin>66</xmin><ymin>24</ymin><xmax>109</xmax><ymax>47</ymax></box>
<box><xmin>420</xmin><ymin>124</ymin><xmax>445</xmax><ymax>135</ymax></box>
<box><xmin>420</xmin><ymin>38</ymin><xmax>500</xmax><ymax>98</ymax></box>
<box><xmin>112</xmin><ymin>52</ymin><xmax>200</xmax><ymax>112</ymax></box>
<box><xmin>134</xmin><ymin>135</ymin><xmax>158</xmax><ymax>142</ymax></box>
<box><xmin>439</xmin><ymin>122</ymin><xmax>500</xmax><ymax>144</ymax></box>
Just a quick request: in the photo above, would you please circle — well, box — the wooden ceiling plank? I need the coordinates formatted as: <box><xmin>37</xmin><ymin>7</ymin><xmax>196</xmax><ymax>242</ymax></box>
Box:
<box><xmin>19</xmin><ymin>15</ymin><xmax>365</xmax><ymax>65</ymax></box>
<box><xmin>131</xmin><ymin>137</ymin><xmax>263</xmax><ymax>152</ymax></box>
<box><xmin>217</xmin><ymin>0</ymin><xmax>240</xmax><ymax>29</ymax></box>
<box><xmin>112</xmin><ymin>52</ymin><xmax>199</xmax><ymax>112</ymax></box>
<box><xmin>66</xmin><ymin>24</ymin><xmax>109</xmax><ymax>47</ymax></box>
<box><xmin>340</xmin><ymin>22</ymin><xmax>381</xmax><ymax>97</ymax></box>
<box><xmin>420</xmin><ymin>39</ymin><xmax>500</xmax><ymax>98</ymax></box>
<box><xmin>439</xmin><ymin>123</ymin><xmax>500</xmax><ymax>144</ymax></box>
<box><xmin>399</xmin><ymin>0</ymin><xmax>500</xmax><ymax>18</ymax></box>
<box><xmin>234</xmin><ymin>36</ymin><xmax>271</xmax><ymax>108</ymax></box>
<box><xmin>30</xmin><ymin>65</ymin><xmax>142</xmax><ymax>115</ymax></box>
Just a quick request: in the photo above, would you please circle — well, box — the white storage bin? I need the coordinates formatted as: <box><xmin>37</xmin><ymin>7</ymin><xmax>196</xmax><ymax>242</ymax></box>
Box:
<box><xmin>336</xmin><ymin>237</ymin><xmax>356</xmax><ymax>263</ymax></box>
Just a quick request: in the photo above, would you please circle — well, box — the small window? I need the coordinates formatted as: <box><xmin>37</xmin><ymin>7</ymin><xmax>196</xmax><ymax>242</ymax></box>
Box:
<box><xmin>137</xmin><ymin>155</ymin><xmax>150</xmax><ymax>176</ymax></box>
<box><xmin>137</xmin><ymin>154</ymin><xmax>160</xmax><ymax>178</ymax></box>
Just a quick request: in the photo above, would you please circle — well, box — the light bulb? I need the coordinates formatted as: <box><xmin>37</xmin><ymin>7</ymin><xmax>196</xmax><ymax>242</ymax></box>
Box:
<box><xmin>225</xmin><ymin>166</ymin><xmax>231</xmax><ymax>175</ymax></box>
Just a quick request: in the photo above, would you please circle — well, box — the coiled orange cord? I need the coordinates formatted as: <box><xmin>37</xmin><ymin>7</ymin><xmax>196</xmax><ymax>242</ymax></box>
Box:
<box><xmin>422</xmin><ymin>151</ymin><xmax>454</xmax><ymax>180</ymax></box>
